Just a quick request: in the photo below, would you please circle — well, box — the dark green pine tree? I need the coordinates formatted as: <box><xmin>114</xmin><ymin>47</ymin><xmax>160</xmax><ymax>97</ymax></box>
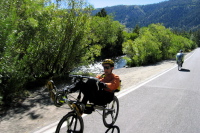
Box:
<box><xmin>95</xmin><ymin>8</ymin><xmax>107</xmax><ymax>17</ymax></box>
<box><xmin>133</xmin><ymin>24</ymin><xmax>140</xmax><ymax>34</ymax></box>
<box><xmin>195</xmin><ymin>29</ymin><xmax>200</xmax><ymax>47</ymax></box>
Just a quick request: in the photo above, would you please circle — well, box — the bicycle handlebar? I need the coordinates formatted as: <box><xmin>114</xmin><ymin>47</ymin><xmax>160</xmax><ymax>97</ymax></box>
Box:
<box><xmin>69</xmin><ymin>75</ymin><xmax>98</xmax><ymax>80</ymax></box>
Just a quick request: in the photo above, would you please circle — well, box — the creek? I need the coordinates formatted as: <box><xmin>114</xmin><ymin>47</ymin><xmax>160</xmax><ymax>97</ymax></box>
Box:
<box><xmin>73</xmin><ymin>56</ymin><xmax>127</xmax><ymax>74</ymax></box>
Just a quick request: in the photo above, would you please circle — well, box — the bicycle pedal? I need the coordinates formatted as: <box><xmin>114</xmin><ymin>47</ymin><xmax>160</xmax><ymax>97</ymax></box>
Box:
<box><xmin>84</xmin><ymin>104</ymin><xmax>94</xmax><ymax>114</ymax></box>
<box><xmin>59</xmin><ymin>96</ymin><xmax>66</xmax><ymax>103</ymax></box>
<box><xmin>59</xmin><ymin>100</ymin><xmax>65</xmax><ymax>103</ymax></box>
<box><xmin>86</xmin><ymin>104</ymin><xmax>93</xmax><ymax>107</ymax></box>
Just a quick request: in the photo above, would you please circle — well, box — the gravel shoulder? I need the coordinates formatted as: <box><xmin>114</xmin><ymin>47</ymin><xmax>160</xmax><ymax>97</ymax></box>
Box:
<box><xmin>0</xmin><ymin>59</ymin><xmax>176</xmax><ymax>133</ymax></box>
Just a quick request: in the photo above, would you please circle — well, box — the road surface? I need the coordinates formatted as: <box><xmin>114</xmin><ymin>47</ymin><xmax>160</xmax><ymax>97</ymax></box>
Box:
<box><xmin>34</xmin><ymin>48</ymin><xmax>200</xmax><ymax>133</ymax></box>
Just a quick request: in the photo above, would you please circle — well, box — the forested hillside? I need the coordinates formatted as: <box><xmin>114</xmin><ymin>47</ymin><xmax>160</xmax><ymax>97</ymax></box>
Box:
<box><xmin>93</xmin><ymin>0</ymin><xmax>200</xmax><ymax>30</ymax></box>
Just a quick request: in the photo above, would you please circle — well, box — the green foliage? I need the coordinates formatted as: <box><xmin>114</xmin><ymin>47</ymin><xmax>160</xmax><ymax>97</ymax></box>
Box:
<box><xmin>193</xmin><ymin>29</ymin><xmax>200</xmax><ymax>47</ymax></box>
<box><xmin>95</xmin><ymin>8</ymin><xmax>107</xmax><ymax>17</ymax></box>
<box><xmin>89</xmin><ymin>15</ymin><xmax>125</xmax><ymax>59</ymax></box>
<box><xmin>0</xmin><ymin>0</ymin><xmax>198</xmax><ymax>107</ymax></box>
<box><xmin>123</xmin><ymin>25</ymin><xmax>140</xmax><ymax>42</ymax></box>
<box><xmin>0</xmin><ymin>0</ymin><xmax>126</xmax><ymax>106</ymax></box>
<box><xmin>93</xmin><ymin>0</ymin><xmax>200</xmax><ymax>31</ymax></box>
<box><xmin>123</xmin><ymin>23</ymin><xmax>197</xmax><ymax>66</ymax></box>
<box><xmin>132</xmin><ymin>24</ymin><xmax>140</xmax><ymax>35</ymax></box>
<box><xmin>122</xmin><ymin>56</ymin><xmax>132</xmax><ymax>67</ymax></box>
<box><xmin>123</xmin><ymin>26</ymin><xmax>162</xmax><ymax>66</ymax></box>
<box><xmin>0</xmin><ymin>0</ymin><xmax>96</xmax><ymax>106</ymax></box>
<box><xmin>69</xmin><ymin>71</ymin><xmax>96</xmax><ymax>77</ymax></box>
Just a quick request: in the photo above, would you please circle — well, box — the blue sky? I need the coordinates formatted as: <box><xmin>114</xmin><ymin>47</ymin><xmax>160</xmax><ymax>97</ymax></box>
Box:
<box><xmin>87</xmin><ymin>0</ymin><xmax>168</xmax><ymax>8</ymax></box>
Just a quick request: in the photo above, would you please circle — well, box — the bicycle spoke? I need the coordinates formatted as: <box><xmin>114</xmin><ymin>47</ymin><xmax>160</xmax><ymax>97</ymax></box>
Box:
<box><xmin>111</xmin><ymin>113</ymin><xmax>115</xmax><ymax>123</ymax></box>
<box><xmin>68</xmin><ymin>116</ymin><xmax>74</xmax><ymax>130</ymax></box>
<box><xmin>111</xmin><ymin>101</ymin><xmax>115</xmax><ymax>109</ymax></box>
<box><xmin>73</xmin><ymin>116</ymin><xmax>78</xmax><ymax>131</ymax></box>
<box><xmin>56</xmin><ymin>112</ymin><xmax>83</xmax><ymax>133</ymax></box>
<box><xmin>103</xmin><ymin>96</ymin><xmax>119</xmax><ymax>128</ymax></box>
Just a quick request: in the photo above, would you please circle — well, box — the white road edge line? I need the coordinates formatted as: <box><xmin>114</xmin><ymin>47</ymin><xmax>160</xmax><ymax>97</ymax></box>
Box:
<box><xmin>116</xmin><ymin>48</ymin><xmax>195</xmax><ymax>99</ymax></box>
<box><xmin>33</xmin><ymin>113</ymin><xmax>88</xmax><ymax>133</ymax></box>
<box><xmin>33</xmin><ymin>49</ymin><xmax>196</xmax><ymax>133</ymax></box>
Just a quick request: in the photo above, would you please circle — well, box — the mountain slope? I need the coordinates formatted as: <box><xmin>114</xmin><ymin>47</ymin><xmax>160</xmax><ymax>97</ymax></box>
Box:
<box><xmin>93</xmin><ymin>0</ymin><xmax>200</xmax><ymax>30</ymax></box>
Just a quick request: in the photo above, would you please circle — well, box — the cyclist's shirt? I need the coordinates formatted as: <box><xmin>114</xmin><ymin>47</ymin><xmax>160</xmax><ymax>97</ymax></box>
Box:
<box><xmin>96</xmin><ymin>73</ymin><xmax>120</xmax><ymax>93</ymax></box>
<box><xmin>176</xmin><ymin>53</ymin><xmax>184</xmax><ymax>61</ymax></box>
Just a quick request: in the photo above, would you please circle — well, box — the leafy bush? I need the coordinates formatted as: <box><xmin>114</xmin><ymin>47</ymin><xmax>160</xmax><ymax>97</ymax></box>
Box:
<box><xmin>0</xmin><ymin>0</ymin><xmax>94</xmax><ymax>106</ymax></box>
<box><xmin>122</xmin><ymin>23</ymin><xmax>197</xmax><ymax>66</ymax></box>
<box><xmin>0</xmin><ymin>0</ymin><xmax>125</xmax><ymax>107</ymax></box>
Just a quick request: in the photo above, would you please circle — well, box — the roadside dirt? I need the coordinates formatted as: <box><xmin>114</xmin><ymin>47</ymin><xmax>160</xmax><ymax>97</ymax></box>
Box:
<box><xmin>0</xmin><ymin>59</ymin><xmax>176</xmax><ymax>133</ymax></box>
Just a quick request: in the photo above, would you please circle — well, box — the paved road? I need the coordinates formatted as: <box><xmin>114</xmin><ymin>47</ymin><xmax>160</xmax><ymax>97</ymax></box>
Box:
<box><xmin>34</xmin><ymin>48</ymin><xmax>200</xmax><ymax>133</ymax></box>
<box><xmin>83</xmin><ymin>48</ymin><xmax>200</xmax><ymax>133</ymax></box>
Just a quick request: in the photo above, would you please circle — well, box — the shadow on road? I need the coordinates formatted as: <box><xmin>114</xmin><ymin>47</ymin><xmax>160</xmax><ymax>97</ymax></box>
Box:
<box><xmin>105</xmin><ymin>125</ymin><xmax>120</xmax><ymax>133</ymax></box>
<box><xmin>0</xmin><ymin>89</ymin><xmax>53</xmax><ymax>119</ymax></box>
<box><xmin>0</xmin><ymin>86</ymin><xmax>71</xmax><ymax>121</ymax></box>
<box><xmin>180</xmin><ymin>68</ymin><xmax>190</xmax><ymax>72</ymax></box>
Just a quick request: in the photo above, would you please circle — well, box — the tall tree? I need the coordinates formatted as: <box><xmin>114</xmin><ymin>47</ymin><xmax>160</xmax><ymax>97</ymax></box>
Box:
<box><xmin>89</xmin><ymin>15</ymin><xmax>125</xmax><ymax>60</ymax></box>
<box><xmin>0</xmin><ymin>0</ymin><xmax>96</xmax><ymax>106</ymax></box>
<box><xmin>194</xmin><ymin>29</ymin><xmax>200</xmax><ymax>47</ymax></box>
<box><xmin>95</xmin><ymin>8</ymin><xmax>107</xmax><ymax>17</ymax></box>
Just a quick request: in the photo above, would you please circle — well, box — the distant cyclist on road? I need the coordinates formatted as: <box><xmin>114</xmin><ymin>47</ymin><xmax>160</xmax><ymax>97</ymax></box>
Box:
<box><xmin>176</xmin><ymin>50</ymin><xmax>184</xmax><ymax>67</ymax></box>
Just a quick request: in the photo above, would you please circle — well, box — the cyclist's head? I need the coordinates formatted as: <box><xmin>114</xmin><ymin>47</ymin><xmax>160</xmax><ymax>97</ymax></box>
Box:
<box><xmin>102</xmin><ymin>59</ymin><xmax>114</xmax><ymax>67</ymax></box>
<box><xmin>180</xmin><ymin>50</ymin><xmax>183</xmax><ymax>53</ymax></box>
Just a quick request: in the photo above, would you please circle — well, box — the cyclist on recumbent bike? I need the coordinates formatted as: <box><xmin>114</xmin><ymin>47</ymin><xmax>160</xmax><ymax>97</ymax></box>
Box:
<box><xmin>67</xmin><ymin>59</ymin><xmax>121</xmax><ymax>116</ymax></box>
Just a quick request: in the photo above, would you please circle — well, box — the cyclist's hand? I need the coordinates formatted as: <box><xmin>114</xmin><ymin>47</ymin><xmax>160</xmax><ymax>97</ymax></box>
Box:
<box><xmin>66</xmin><ymin>88</ymin><xmax>72</xmax><ymax>93</ymax></box>
<box><xmin>98</xmin><ymin>81</ymin><xmax>107</xmax><ymax>89</ymax></box>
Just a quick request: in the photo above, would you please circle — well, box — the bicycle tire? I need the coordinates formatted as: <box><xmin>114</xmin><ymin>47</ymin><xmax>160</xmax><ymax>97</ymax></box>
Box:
<box><xmin>55</xmin><ymin>111</ymin><xmax>84</xmax><ymax>133</ymax></box>
<box><xmin>102</xmin><ymin>96</ymin><xmax>119</xmax><ymax>128</ymax></box>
